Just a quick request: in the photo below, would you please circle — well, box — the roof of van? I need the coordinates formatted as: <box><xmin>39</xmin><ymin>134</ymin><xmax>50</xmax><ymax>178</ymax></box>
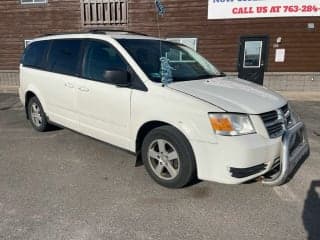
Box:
<box><xmin>31</xmin><ymin>31</ymin><xmax>159</xmax><ymax>42</ymax></box>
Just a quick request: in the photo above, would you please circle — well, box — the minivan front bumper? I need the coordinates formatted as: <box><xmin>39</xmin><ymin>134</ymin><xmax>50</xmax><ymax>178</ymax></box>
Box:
<box><xmin>191</xmin><ymin>121</ymin><xmax>309</xmax><ymax>186</ymax></box>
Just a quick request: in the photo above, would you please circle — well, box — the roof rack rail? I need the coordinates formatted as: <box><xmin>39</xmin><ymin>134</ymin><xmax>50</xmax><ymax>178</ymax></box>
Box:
<box><xmin>39</xmin><ymin>31</ymin><xmax>88</xmax><ymax>37</ymax></box>
<box><xmin>39</xmin><ymin>29</ymin><xmax>148</xmax><ymax>38</ymax></box>
<box><xmin>88</xmin><ymin>29</ymin><xmax>148</xmax><ymax>36</ymax></box>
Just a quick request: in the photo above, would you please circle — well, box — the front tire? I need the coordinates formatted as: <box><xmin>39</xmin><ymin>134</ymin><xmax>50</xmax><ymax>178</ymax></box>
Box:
<box><xmin>27</xmin><ymin>96</ymin><xmax>49</xmax><ymax>132</ymax></box>
<box><xmin>141</xmin><ymin>125</ymin><xmax>196</xmax><ymax>188</ymax></box>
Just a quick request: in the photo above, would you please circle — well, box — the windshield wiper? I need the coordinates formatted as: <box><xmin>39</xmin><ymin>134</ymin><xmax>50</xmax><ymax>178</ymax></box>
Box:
<box><xmin>212</xmin><ymin>72</ymin><xmax>226</xmax><ymax>77</ymax></box>
<box><xmin>194</xmin><ymin>74</ymin><xmax>215</xmax><ymax>80</ymax></box>
<box><xmin>194</xmin><ymin>73</ymin><xmax>226</xmax><ymax>80</ymax></box>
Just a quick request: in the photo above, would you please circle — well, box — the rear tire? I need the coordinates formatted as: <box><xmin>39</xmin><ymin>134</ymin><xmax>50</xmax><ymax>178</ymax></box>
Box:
<box><xmin>141</xmin><ymin>125</ymin><xmax>197</xmax><ymax>188</ymax></box>
<box><xmin>27</xmin><ymin>96</ymin><xmax>49</xmax><ymax>132</ymax></box>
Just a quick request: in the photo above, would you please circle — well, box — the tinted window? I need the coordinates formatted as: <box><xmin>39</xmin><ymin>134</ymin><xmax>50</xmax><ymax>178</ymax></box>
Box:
<box><xmin>47</xmin><ymin>39</ymin><xmax>82</xmax><ymax>76</ymax></box>
<box><xmin>83</xmin><ymin>40</ymin><xmax>127</xmax><ymax>82</ymax></box>
<box><xmin>23</xmin><ymin>40</ymin><xmax>49</xmax><ymax>69</ymax></box>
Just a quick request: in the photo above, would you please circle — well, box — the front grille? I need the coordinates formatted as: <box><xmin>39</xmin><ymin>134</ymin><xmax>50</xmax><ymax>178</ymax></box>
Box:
<box><xmin>260</xmin><ymin>104</ymin><xmax>291</xmax><ymax>138</ymax></box>
<box><xmin>281</xmin><ymin>104</ymin><xmax>292</xmax><ymax>125</ymax></box>
<box><xmin>271</xmin><ymin>157</ymin><xmax>280</xmax><ymax>169</ymax></box>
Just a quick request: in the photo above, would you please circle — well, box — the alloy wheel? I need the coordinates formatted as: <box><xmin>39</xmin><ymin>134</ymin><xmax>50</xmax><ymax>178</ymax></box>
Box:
<box><xmin>147</xmin><ymin>139</ymin><xmax>180</xmax><ymax>180</ymax></box>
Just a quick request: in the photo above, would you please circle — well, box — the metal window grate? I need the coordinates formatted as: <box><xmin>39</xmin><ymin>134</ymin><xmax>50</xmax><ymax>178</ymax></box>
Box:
<box><xmin>81</xmin><ymin>0</ymin><xmax>128</xmax><ymax>26</ymax></box>
<box><xmin>21</xmin><ymin>0</ymin><xmax>47</xmax><ymax>4</ymax></box>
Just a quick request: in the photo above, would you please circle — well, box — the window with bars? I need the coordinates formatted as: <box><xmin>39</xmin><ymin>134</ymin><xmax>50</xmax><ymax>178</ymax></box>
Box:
<box><xmin>166</xmin><ymin>38</ymin><xmax>198</xmax><ymax>51</ymax></box>
<box><xmin>166</xmin><ymin>38</ymin><xmax>198</xmax><ymax>62</ymax></box>
<box><xmin>21</xmin><ymin>0</ymin><xmax>47</xmax><ymax>4</ymax></box>
<box><xmin>81</xmin><ymin>0</ymin><xmax>128</xmax><ymax>26</ymax></box>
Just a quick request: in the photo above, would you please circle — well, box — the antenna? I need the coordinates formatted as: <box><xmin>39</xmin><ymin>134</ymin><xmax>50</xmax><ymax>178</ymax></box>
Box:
<box><xmin>154</xmin><ymin>0</ymin><xmax>173</xmax><ymax>85</ymax></box>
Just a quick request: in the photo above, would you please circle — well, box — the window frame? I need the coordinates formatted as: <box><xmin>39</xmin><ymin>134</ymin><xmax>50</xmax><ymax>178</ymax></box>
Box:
<box><xmin>243</xmin><ymin>40</ymin><xmax>263</xmax><ymax>69</ymax></box>
<box><xmin>21</xmin><ymin>0</ymin><xmax>47</xmax><ymax>4</ymax></box>
<box><xmin>24</xmin><ymin>40</ymin><xmax>33</xmax><ymax>48</ymax></box>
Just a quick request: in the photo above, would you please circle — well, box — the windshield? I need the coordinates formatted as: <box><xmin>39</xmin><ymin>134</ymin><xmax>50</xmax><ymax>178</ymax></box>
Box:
<box><xmin>117</xmin><ymin>39</ymin><xmax>222</xmax><ymax>83</ymax></box>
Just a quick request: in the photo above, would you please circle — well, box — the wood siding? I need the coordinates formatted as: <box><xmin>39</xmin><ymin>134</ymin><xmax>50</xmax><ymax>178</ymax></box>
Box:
<box><xmin>128</xmin><ymin>0</ymin><xmax>320</xmax><ymax>72</ymax></box>
<box><xmin>0</xmin><ymin>0</ymin><xmax>81</xmax><ymax>70</ymax></box>
<box><xmin>0</xmin><ymin>0</ymin><xmax>319</xmax><ymax>72</ymax></box>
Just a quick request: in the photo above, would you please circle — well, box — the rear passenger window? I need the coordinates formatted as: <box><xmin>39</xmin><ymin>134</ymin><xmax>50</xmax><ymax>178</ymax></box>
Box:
<box><xmin>23</xmin><ymin>40</ymin><xmax>49</xmax><ymax>69</ymax></box>
<box><xmin>47</xmin><ymin>39</ymin><xmax>82</xmax><ymax>76</ymax></box>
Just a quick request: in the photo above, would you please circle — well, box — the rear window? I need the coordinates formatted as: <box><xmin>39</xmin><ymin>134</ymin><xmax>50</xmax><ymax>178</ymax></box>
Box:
<box><xmin>22</xmin><ymin>40</ymin><xmax>50</xmax><ymax>70</ymax></box>
<box><xmin>47</xmin><ymin>39</ymin><xmax>82</xmax><ymax>76</ymax></box>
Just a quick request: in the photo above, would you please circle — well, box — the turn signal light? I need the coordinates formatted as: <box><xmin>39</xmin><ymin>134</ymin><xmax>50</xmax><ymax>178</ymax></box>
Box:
<box><xmin>210</xmin><ymin>117</ymin><xmax>233</xmax><ymax>131</ymax></box>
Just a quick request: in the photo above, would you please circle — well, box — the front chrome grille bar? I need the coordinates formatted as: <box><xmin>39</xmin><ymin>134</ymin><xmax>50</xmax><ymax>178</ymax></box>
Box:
<box><xmin>262</xmin><ymin>121</ymin><xmax>309</xmax><ymax>186</ymax></box>
<box><xmin>260</xmin><ymin>104</ymin><xmax>291</xmax><ymax>139</ymax></box>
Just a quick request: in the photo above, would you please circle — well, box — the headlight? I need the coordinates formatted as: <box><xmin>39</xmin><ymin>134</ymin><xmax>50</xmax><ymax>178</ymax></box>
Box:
<box><xmin>208</xmin><ymin>113</ymin><xmax>256</xmax><ymax>136</ymax></box>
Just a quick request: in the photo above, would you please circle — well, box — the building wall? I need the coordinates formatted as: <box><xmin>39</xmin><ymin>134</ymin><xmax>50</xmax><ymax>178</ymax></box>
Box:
<box><xmin>0</xmin><ymin>0</ymin><xmax>81</xmax><ymax>71</ymax></box>
<box><xmin>0</xmin><ymin>0</ymin><xmax>319</xmax><ymax>91</ymax></box>
<box><xmin>127</xmin><ymin>0</ymin><xmax>320</xmax><ymax>91</ymax></box>
<box><xmin>128</xmin><ymin>0</ymin><xmax>320</xmax><ymax>73</ymax></box>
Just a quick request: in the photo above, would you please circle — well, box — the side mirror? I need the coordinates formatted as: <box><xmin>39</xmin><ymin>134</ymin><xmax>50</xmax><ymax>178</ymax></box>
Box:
<box><xmin>103</xmin><ymin>70</ymin><xmax>131</xmax><ymax>87</ymax></box>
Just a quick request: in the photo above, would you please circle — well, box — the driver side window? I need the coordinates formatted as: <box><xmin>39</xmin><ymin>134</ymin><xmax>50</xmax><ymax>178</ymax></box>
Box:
<box><xmin>83</xmin><ymin>40</ymin><xmax>128</xmax><ymax>83</ymax></box>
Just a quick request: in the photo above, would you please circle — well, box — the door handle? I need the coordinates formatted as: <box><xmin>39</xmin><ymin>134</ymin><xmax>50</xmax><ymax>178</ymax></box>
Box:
<box><xmin>78</xmin><ymin>87</ymin><xmax>89</xmax><ymax>92</ymax></box>
<box><xmin>64</xmin><ymin>82</ymin><xmax>74</xmax><ymax>88</ymax></box>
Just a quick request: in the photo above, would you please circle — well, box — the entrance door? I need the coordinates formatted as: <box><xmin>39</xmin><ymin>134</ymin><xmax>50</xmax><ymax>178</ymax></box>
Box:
<box><xmin>238</xmin><ymin>36</ymin><xmax>268</xmax><ymax>85</ymax></box>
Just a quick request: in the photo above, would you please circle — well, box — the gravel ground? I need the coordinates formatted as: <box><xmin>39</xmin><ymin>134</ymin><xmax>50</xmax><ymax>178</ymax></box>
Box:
<box><xmin>0</xmin><ymin>93</ymin><xmax>319</xmax><ymax>240</ymax></box>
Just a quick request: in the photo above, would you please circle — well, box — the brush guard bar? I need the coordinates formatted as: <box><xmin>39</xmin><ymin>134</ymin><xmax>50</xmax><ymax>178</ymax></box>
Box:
<box><xmin>262</xmin><ymin>121</ymin><xmax>309</xmax><ymax>186</ymax></box>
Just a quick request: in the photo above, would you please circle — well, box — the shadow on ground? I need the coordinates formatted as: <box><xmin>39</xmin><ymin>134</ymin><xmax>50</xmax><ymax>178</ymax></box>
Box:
<box><xmin>303</xmin><ymin>180</ymin><xmax>320</xmax><ymax>240</ymax></box>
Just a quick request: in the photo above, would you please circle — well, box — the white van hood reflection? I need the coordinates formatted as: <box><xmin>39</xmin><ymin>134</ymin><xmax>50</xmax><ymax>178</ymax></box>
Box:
<box><xmin>168</xmin><ymin>76</ymin><xmax>287</xmax><ymax>114</ymax></box>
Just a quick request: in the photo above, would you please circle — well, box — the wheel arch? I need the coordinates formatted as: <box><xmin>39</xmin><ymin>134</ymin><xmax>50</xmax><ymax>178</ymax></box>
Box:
<box><xmin>25</xmin><ymin>91</ymin><xmax>37</xmax><ymax>119</ymax></box>
<box><xmin>134</xmin><ymin>120</ymin><xmax>196</xmax><ymax>170</ymax></box>
<box><xmin>24</xmin><ymin>88</ymin><xmax>47</xmax><ymax>119</ymax></box>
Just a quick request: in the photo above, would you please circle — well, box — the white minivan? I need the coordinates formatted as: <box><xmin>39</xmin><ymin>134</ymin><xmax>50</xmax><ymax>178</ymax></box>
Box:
<box><xmin>19</xmin><ymin>31</ymin><xmax>309</xmax><ymax>188</ymax></box>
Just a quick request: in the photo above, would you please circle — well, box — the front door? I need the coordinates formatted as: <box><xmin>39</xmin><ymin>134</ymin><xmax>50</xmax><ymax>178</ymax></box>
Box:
<box><xmin>77</xmin><ymin>39</ymin><xmax>132</xmax><ymax>150</ymax></box>
<box><xmin>238</xmin><ymin>36</ymin><xmax>268</xmax><ymax>85</ymax></box>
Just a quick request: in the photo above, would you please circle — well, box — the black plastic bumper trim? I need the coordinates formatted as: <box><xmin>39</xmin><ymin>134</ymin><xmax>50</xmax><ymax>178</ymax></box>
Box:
<box><xmin>230</xmin><ymin>164</ymin><xmax>267</xmax><ymax>178</ymax></box>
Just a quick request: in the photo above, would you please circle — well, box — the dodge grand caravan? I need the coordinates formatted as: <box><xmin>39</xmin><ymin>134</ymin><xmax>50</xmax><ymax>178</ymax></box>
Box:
<box><xmin>19</xmin><ymin>31</ymin><xmax>309</xmax><ymax>188</ymax></box>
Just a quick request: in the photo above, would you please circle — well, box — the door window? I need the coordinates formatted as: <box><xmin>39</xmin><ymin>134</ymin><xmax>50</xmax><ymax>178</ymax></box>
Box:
<box><xmin>238</xmin><ymin>36</ymin><xmax>268</xmax><ymax>85</ymax></box>
<box><xmin>243</xmin><ymin>41</ymin><xmax>262</xmax><ymax>68</ymax></box>
<box><xmin>83</xmin><ymin>40</ymin><xmax>128</xmax><ymax>83</ymax></box>
<box><xmin>47</xmin><ymin>39</ymin><xmax>82</xmax><ymax>76</ymax></box>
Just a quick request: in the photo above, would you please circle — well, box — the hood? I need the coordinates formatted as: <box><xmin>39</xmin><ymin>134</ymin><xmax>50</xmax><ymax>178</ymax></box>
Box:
<box><xmin>168</xmin><ymin>76</ymin><xmax>287</xmax><ymax>114</ymax></box>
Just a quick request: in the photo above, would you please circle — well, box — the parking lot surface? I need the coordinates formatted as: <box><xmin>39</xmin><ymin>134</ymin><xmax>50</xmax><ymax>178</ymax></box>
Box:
<box><xmin>0</xmin><ymin>93</ymin><xmax>319</xmax><ymax>240</ymax></box>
